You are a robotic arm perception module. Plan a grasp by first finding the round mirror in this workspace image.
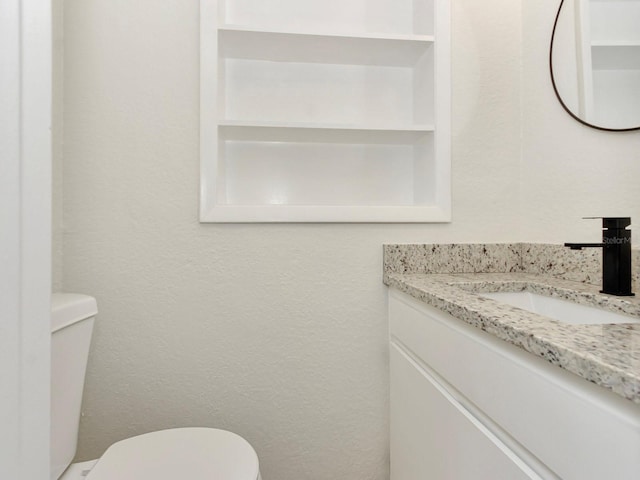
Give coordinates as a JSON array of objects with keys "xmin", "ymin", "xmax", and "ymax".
[{"xmin": 550, "ymin": 0, "xmax": 640, "ymax": 131}]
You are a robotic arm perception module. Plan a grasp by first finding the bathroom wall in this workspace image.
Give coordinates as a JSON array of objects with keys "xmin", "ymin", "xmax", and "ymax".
[
  {"xmin": 520, "ymin": 0, "xmax": 640, "ymax": 245},
  {"xmin": 57, "ymin": 1, "xmax": 640, "ymax": 479},
  {"xmin": 61, "ymin": 1, "xmax": 522, "ymax": 479}
]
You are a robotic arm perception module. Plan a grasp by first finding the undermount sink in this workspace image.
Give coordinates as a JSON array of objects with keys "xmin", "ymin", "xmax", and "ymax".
[{"xmin": 480, "ymin": 291, "xmax": 640, "ymax": 325}]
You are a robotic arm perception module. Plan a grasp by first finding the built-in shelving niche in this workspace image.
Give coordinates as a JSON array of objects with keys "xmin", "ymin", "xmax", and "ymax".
[{"xmin": 200, "ymin": 0, "xmax": 450, "ymax": 222}]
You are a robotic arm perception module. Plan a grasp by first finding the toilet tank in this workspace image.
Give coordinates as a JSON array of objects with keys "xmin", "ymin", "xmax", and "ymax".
[{"xmin": 51, "ymin": 294, "xmax": 97, "ymax": 480}]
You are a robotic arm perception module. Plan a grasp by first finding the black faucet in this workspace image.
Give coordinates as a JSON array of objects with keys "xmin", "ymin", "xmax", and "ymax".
[{"xmin": 565, "ymin": 217, "xmax": 634, "ymax": 296}]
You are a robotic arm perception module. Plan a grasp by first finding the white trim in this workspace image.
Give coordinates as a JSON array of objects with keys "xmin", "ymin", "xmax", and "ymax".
[
  {"xmin": 434, "ymin": 0, "xmax": 452, "ymax": 222},
  {"xmin": 0, "ymin": 0, "xmax": 52, "ymax": 478},
  {"xmin": 199, "ymin": 0, "xmax": 219, "ymax": 220},
  {"xmin": 201, "ymin": 205, "xmax": 450, "ymax": 223}
]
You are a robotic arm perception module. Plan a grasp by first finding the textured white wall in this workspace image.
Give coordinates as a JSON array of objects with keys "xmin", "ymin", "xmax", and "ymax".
[
  {"xmin": 61, "ymin": 1, "xmax": 522, "ymax": 479},
  {"xmin": 59, "ymin": 1, "xmax": 640, "ymax": 478},
  {"xmin": 521, "ymin": 0, "xmax": 640, "ymax": 245}
]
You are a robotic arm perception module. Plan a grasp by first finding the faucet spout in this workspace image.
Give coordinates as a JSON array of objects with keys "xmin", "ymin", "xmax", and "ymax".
[
  {"xmin": 564, "ymin": 243, "xmax": 603, "ymax": 250},
  {"xmin": 565, "ymin": 217, "xmax": 634, "ymax": 297}
]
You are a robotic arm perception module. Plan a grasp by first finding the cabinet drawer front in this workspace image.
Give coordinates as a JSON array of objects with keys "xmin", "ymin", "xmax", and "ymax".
[
  {"xmin": 389, "ymin": 289, "xmax": 640, "ymax": 480},
  {"xmin": 391, "ymin": 343, "xmax": 540, "ymax": 480}
]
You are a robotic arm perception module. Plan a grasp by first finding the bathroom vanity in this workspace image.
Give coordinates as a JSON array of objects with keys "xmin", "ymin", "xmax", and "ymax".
[{"xmin": 384, "ymin": 245, "xmax": 640, "ymax": 480}]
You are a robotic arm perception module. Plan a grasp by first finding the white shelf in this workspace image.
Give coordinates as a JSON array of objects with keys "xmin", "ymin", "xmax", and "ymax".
[
  {"xmin": 219, "ymin": 119, "xmax": 434, "ymax": 131},
  {"xmin": 202, "ymin": 205, "xmax": 450, "ymax": 223},
  {"xmin": 219, "ymin": 23, "xmax": 434, "ymax": 43},
  {"xmin": 591, "ymin": 44, "xmax": 640, "ymax": 70},
  {"xmin": 200, "ymin": 0, "xmax": 451, "ymax": 223},
  {"xmin": 219, "ymin": 121, "xmax": 434, "ymax": 143},
  {"xmin": 219, "ymin": 25, "xmax": 433, "ymax": 67},
  {"xmin": 591, "ymin": 40, "xmax": 640, "ymax": 47}
]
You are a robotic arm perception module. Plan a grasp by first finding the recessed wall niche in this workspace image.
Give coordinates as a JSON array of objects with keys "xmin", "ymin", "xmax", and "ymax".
[{"xmin": 200, "ymin": 0, "xmax": 450, "ymax": 222}]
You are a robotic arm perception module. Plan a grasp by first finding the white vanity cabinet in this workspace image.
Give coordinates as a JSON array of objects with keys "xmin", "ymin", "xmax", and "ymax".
[
  {"xmin": 389, "ymin": 289, "xmax": 640, "ymax": 480},
  {"xmin": 200, "ymin": 0, "xmax": 450, "ymax": 223}
]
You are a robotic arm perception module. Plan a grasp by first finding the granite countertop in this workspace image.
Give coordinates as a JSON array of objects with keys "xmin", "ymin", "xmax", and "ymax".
[{"xmin": 385, "ymin": 272, "xmax": 640, "ymax": 404}]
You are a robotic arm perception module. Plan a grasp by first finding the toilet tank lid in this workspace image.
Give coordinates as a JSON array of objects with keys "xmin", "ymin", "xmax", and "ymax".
[{"xmin": 51, "ymin": 293, "xmax": 98, "ymax": 333}]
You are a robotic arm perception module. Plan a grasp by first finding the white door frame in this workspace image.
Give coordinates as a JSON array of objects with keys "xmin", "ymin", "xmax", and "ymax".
[{"xmin": 0, "ymin": 1, "xmax": 52, "ymax": 479}]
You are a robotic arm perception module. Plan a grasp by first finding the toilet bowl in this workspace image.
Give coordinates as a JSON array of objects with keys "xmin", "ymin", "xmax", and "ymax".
[{"xmin": 52, "ymin": 294, "xmax": 261, "ymax": 480}]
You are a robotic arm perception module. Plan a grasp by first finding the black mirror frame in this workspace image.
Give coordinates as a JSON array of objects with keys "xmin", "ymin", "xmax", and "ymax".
[{"xmin": 549, "ymin": 0, "xmax": 640, "ymax": 132}]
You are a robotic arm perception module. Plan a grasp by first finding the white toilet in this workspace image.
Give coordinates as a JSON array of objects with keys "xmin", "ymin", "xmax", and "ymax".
[{"xmin": 51, "ymin": 293, "xmax": 261, "ymax": 480}]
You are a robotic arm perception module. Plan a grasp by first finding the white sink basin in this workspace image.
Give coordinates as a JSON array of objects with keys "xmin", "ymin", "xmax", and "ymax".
[{"xmin": 480, "ymin": 291, "xmax": 640, "ymax": 325}]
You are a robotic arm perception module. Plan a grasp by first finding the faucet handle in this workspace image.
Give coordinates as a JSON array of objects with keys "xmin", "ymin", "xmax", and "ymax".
[{"xmin": 581, "ymin": 217, "xmax": 631, "ymax": 229}]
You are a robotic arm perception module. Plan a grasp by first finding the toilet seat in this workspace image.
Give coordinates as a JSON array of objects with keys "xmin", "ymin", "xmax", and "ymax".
[{"xmin": 85, "ymin": 428, "xmax": 260, "ymax": 480}]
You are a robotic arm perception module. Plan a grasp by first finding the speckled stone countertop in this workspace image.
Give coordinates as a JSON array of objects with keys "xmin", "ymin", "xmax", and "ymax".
[{"xmin": 383, "ymin": 244, "xmax": 640, "ymax": 404}]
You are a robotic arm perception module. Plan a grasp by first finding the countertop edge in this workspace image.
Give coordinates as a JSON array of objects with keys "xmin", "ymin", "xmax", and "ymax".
[{"xmin": 385, "ymin": 273, "xmax": 640, "ymax": 405}]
